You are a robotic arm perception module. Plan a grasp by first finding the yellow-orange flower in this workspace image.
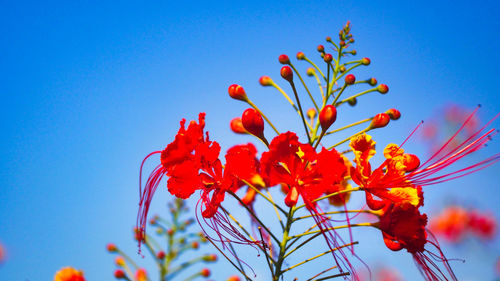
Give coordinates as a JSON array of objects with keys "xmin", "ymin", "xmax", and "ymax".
[{"xmin": 54, "ymin": 267, "xmax": 85, "ymax": 281}]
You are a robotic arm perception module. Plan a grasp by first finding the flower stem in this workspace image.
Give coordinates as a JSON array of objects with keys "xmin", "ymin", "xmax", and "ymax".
[{"xmin": 246, "ymin": 98, "xmax": 280, "ymax": 135}]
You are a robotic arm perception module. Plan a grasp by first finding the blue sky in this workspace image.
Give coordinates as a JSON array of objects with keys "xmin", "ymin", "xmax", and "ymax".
[{"xmin": 1, "ymin": 1, "xmax": 499, "ymax": 280}]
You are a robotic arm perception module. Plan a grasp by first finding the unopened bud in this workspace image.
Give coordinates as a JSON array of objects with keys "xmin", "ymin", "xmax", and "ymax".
[
  {"xmin": 347, "ymin": 98, "xmax": 357, "ymax": 106},
  {"xmin": 317, "ymin": 45, "xmax": 325, "ymax": 53},
  {"xmin": 323, "ymin": 54, "xmax": 333, "ymax": 63},
  {"xmin": 368, "ymin": 78, "xmax": 378, "ymax": 86},
  {"xmin": 306, "ymin": 67, "xmax": 315, "ymax": 76},
  {"xmin": 280, "ymin": 66, "xmax": 293, "ymax": 82},
  {"xmin": 230, "ymin": 117, "xmax": 247, "ymax": 134},
  {"xmin": 259, "ymin": 76, "xmax": 273, "ymax": 86},
  {"xmin": 319, "ymin": 105, "xmax": 337, "ymax": 131},
  {"xmin": 385, "ymin": 108, "xmax": 401, "ymax": 120},
  {"xmin": 115, "ymin": 256, "xmax": 125, "ymax": 267},
  {"xmin": 377, "ymin": 84, "xmax": 389, "ymax": 94},
  {"xmin": 284, "ymin": 186, "xmax": 299, "ymax": 207},
  {"xmin": 228, "ymin": 84, "xmax": 248, "ymax": 101},
  {"xmin": 296, "ymin": 52, "xmax": 305, "ymax": 60},
  {"xmin": 157, "ymin": 251, "xmax": 166, "ymax": 260},
  {"xmin": 227, "ymin": 276, "xmax": 241, "ymax": 281},
  {"xmin": 326, "ymin": 36, "xmax": 332, "ymax": 42},
  {"xmin": 349, "ymin": 38, "xmax": 355, "ymax": 43},
  {"xmin": 340, "ymin": 41, "xmax": 346, "ymax": 47},
  {"xmin": 241, "ymin": 108, "xmax": 265, "ymax": 137},
  {"xmin": 306, "ymin": 108, "xmax": 317, "ymax": 119},
  {"xmin": 203, "ymin": 254, "xmax": 218, "ymax": 262},
  {"xmin": 339, "ymin": 65, "xmax": 346, "ymax": 73},
  {"xmin": 191, "ymin": 241, "xmax": 200, "ymax": 249},
  {"xmin": 106, "ymin": 243, "xmax": 118, "ymax": 253},
  {"xmin": 361, "ymin": 57, "xmax": 371, "ymax": 65},
  {"xmin": 114, "ymin": 269, "xmax": 126, "ymax": 279},
  {"xmin": 370, "ymin": 113, "xmax": 390, "ymax": 129},
  {"xmin": 351, "ymin": 50, "xmax": 357, "ymax": 55},
  {"xmin": 278, "ymin": 54, "xmax": 290, "ymax": 64},
  {"xmin": 200, "ymin": 268, "xmax": 211, "ymax": 277},
  {"xmin": 345, "ymin": 74, "xmax": 356, "ymax": 85}
]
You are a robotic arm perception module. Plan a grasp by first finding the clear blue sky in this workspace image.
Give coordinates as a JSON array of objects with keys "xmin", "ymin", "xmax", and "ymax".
[{"xmin": 1, "ymin": 1, "xmax": 499, "ymax": 280}]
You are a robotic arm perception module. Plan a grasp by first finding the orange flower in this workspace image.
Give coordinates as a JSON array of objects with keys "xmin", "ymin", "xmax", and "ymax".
[{"xmin": 54, "ymin": 267, "xmax": 85, "ymax": 281}]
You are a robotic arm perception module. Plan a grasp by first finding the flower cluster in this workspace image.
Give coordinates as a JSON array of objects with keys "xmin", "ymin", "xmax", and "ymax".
[
  {"xmin": 54, "ymin": 267, "xmax": 86, "ymax": 281},
  {"xmin": 431, "ymin": 205, "xmax": 497, "ymax": 243},
  {"xmin": 109, "ymin": 199, "xmax": 240, "ymax": 281},
  {"xmin": 138, "ymin": 21, "xmax": 499, "ymax": 280}
]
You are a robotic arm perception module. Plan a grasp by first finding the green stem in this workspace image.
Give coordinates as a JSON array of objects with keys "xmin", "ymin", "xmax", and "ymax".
[
  {"xmin": 289, "ymin": 80, "xmax": 312, "ymax": 144},
  {"xmin": 289, "ymin": 62, "xmax": 320, "ymax": 112},
  {"xmin": 335, "ymin": 88, "xmax": 377, "ymax": 107},
  {"xmin": 325, "ymin": 117, "xmax": 372, "ymax": 136},
  {"xmin": 304, "ymin": 57, "xmax": 326, "ymax": 81}
]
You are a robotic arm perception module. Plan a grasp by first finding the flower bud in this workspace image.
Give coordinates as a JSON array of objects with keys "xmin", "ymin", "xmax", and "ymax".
[
  {"xmin": 377, "ymin": 84, "xmax": 389, "ymax": 94},
  {"xmin": 242, "ymin": 108, "xmax": 265, "ymax": 137},
  {"xmin": 317, "ymin": 45, "xmax": 325, "ymax": 52},
  {"xmin": 191, "ymin": 241, "xmax": 200, "ymax": 249},
  {"xmin": 344, "ymin": 74, "xmax": 356, "ymax": 85},
  {"xmin": 228, "ymin": 84, "xmax": 248, "ymax": 101},
  {"xmin": 200, "ymin": 268, "xmax": 211, "ymax": 277},
  {"xmin": 349, "ymin": 38, "xmax": 355, "ymax": 43},
  {"xmin": 323, "ymin": 53, "xmax": 333, "ymax": 63},
  {"xmin": 167, "ymin": 229, "xmax": 174, "ymax": 236},
  {"xmin": 385, "ymin": 108, "xmax": 401, "ymax": 120},
  {"xmin": 326, "ymin": 36, "xmax": 332, "ymax": 42},
  {"xmin": 259, "ymin": 76, "xmax": 273, "ymax": 86},
  {"xmin": 157, "ymin": 251, "xmax": 166, "ymax": 260},
  {"xmin": 319, "ymin": 105, "xmax": 337, "ymax": 131},
  {"xmin": 284, "ymin": 186, "xmax": 299, "ymax": 207},
  {"xmin": 106, "ymin": 243, "xmax": 118, "ymax": 253},
  {"xmin": 280, "ymin": 66, "xmax": 293, "ymax": 82},
  {"xmin": 347, "ymin": 98, "xmax": 357, "ymax": 106},
  {"xmin": 278, "ymin": 54, "xmax": 290, "ymax": 65},
  {"xmin": 306, "ymin": 67, "xmax": 315, "ymax": 76},
  {"xmin": 339, "ymin": 65, "xmax": 346, "ymax": 73},
  {"xmin": 370, "ymin": 113, "xmax": 390, "ymax": 129},
  {"xmin": 296, "ymin": 52, "xmax": 305, "ymax": 60},
  {"xmin": 135, "ymin": 269, "xmax": 147, "ymax": 281},
  {"xmin": 114, "ymin": 269, "xmax": 126, "ymax": 279},
  {"xmin": 340, "ymin": 40, "xmax": 346, "ymax": 47},
  {"xmin": 368, "ymin": 77, "xmax": 378, "ymax": 86},
  {"xmin": 227, "ymin": 276, "xmax": 241, "ymax": 281},
  {"xmin": 351, "ymin": 50, "xmax": 357, "ymax": 55},
  {"xmin": 115, "ymin": 256, "xmax": 125, "ymax": 267},
  {"xmin": 306, "ymin": 108, "xmax": 317, "ymax": 119},
  {"xmin": 361, "ymin": 57, "xmax": 371, "ymax": 65},
  {"xmin": 230, "ymin": 117, "xmax": 247, "ymax": 134},
  {"xmin": 203, "ymin": 254, "xmax": 218, "ymax": 262}
]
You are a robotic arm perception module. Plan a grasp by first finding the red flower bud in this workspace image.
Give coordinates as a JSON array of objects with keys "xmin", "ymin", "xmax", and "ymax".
[
  {"xmin": 377, "ymin": 84, "xmax": 389, "ymax": 94},
  {"xmin": 203, "ymin": 254, "xmax": 218, "ymax": 262},
  {"xmin": 200, "ymin": 268, "xmax": 211, "ymax": 277},
  {"xmin": 340, "ymin": 40, "xmax": 346, "ymax": 47},
  {"xmin": 157, "ymin": 251, "xmax": 166, "ymax": 259},
  {"xmin": 339, "ymin": 65, "xmax": 346, "ymax": 72},
  {"xmin": 280, "ymin": 66, "xmax": 293, "ymax": 82},
  {"xmin": 323, "ymin": 53, "xmax": 333, "ymax": 63},
  {"xmin": 385, "ymin": 108, "xmax": 401, "ymax": 120},
  {"xmin": 369, "ymin": 77, "xmax": 378, "ymax": 86},
  {"xmin": 191, "ymin": 241, "xmax": 200, "ymax": 249},
  {"xmin": 326, "ymin": 36, "xmax": 332, "ymax": 42},
  {"xmin": 227, "ymin": 276, "xmax": 241, "ymax": 281},
  {"xmin": 361, "ymin": 57, "xmax": 371, "ymax": 65},
  {"xmin": 351, "ymin": 50, "xmax": 357, "ymax": 55},
  {"xmin": 228, "ymin": 84, "xmax": 248, "ymax": 101},
  {"xmin": 230, "ymin": 117, "xmax": 247, "ymax": 134},
  {"xmin": 296, "ymin": 52, "xmax": 305, "ymax": 60},
  {"xmin": 370, "ymin": 113, "xmax": 390, "ymax": 129},
  {"xmin": 319, "ymin": 105, "xmax": 337, "ymax": 131},
  {"xmin": 259, "ymin": 76, "xmax": 273, "ymax": 86},
  {"xmin": 284, "ymin": 186, "xmax": 299, "ymax": 207},
  {"xmin": 114, "ymin": 269, "xmax": 126, "ymax": 279},
  {"xmin": 349, "ymin": 38, "xmax": 355, "ymax": 43},
  {"xmin": 241, "ymin": 108, "xmax": 264, "ymax": 137},
  {"xmin": 278, "ymin": 54, "xmax": 290, "ymax": 64},
  {"xmin": 317, "ymin": 45, "xmax": 325, "ymax": 52},
  {"xmin": 106, "ymin": 243, "xmax": 117, "ymax": 252},
  {"xmin": 345, "ymin": 74, "xmax": 356, "ymax": 85}
]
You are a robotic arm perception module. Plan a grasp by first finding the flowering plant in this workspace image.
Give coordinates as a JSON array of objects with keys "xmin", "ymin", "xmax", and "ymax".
[{"xmin": 137, "ymin": 22, "xmax": 499, "ymax": 281}]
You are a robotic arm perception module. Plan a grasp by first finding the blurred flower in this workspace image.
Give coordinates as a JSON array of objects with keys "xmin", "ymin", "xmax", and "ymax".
[
  {"xmin": 0, "ymin": 242, "xmax": 5, "ymax": 264},
  {"xmin": 431, "ymin": 206, "xmax": 497, "ymax": 243},
  {"xmin": 54, "ymin": 267, "xmax": 85, "ymax": 281},
  {"xmin": 135, "ymin": 268, "xmax": 147, "ymax": 281}
]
